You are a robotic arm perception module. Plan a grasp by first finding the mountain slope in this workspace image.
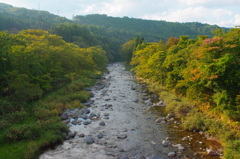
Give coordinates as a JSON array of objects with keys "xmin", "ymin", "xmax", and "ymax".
[
  {"xmin": 0, "ymin": 3, "xmax": 70, "ymax": 32},
  {"xmin": 74, "ymin": 14, "xmax": 224, "ymax": 41}
]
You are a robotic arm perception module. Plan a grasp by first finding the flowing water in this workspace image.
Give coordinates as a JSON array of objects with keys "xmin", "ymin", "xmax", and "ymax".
[{"xmin": 40, "ymin": 63, "xmax": 221, "ymax": 159}]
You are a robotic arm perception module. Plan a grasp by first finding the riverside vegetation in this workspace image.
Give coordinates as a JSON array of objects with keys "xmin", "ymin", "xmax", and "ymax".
[
  {"xmin": 0, "ymin": 30, "xmax": 107, "ymax": 159},
  {"xmin": 122, "ymin": 28, "xmax": 240, "ymax": 159},
  {"xmin": 0, "ymin": 2, "xmax": 239, "ymax": 159}
]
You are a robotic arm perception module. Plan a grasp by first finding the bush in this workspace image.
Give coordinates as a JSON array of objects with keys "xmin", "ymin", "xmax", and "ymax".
[
  {"xmin": 23, "ymin": 124, "xmax": 42, "ymax": 140},
  {"xmin": 0, "ymin": 100, "xmax": 18, "ymax": 115},
  {"xmin": 5, "ymin": 124, "xmax": 27, "ymax": 142},
  {"xmin": 34, "ymin": 106, "xmax": 58, "ymax": 120},
  {"xmin": 174, "ymin": 102, "xmax": 192, "ymax": 118},
  {"xmin": 67, "ymin": 80, "xmax": 85, "ymax": 93},
  {"xmin": 224, "ymin": 139, "xmax": 240, "ymax": 159},
  {"xmin": 61, "ymin": 91, "xmax": 90, "ymax": 103},
  {"xmin": 6, "ymin": 111, "xmax": 27, "ymax": 123},
  {"xmin": 0, "ymin": 119, "xmax": 9, "ymax": 131},
  {"xmin": 165, "ymin": 101, "xmax": 180, "ymax": 113},
  {"xmin": 182, "ymin": 110, "xmax": 206, "ymax": 131}
]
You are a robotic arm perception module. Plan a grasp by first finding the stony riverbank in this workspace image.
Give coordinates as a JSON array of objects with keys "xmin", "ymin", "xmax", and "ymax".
[{"xmin": 40, "ymin": 63, "xmax": 221, "ymax": 159}]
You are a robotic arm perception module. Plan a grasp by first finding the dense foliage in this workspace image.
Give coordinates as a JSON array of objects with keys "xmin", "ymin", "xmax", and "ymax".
[
  {"xmin": 0, "ymin": 29, "xmax": 107, "ymax": 158},
  {"xmin": 124, "ymin": 28, "xmax": 240, "ymax": 158},
  {"xmin": 49, "ymin": 23, "xmax": 131, "ymax": 61},
  {"xmin": 74, "ymin": 14, "xmax": 225, "ymax": 41}
]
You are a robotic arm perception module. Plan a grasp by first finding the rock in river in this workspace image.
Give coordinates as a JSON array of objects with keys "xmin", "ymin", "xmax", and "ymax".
[
  {"xmin": 156, "ymin": 118, "xmax": 166, "ymax": 124},
  {"xmin": 60, "ymin": 112, "xmax": 69, "ymax": 120},
  {"xmin": 206, "ymin": 149, "xmax": 220, "ymax": 156},
  {"xmin": 99, "ymin": 121, "xmax": 106, "ymax": 126},
  {"xmin": 81, "ymin": 108, "xmax": 91, "ymax": 114},
  {"xmin": 166, "ymin": 113, "xmax": 174, "ymax": 119},
  {"xmin": 85, "ymin": 137, "xmax": 95, "ymax": 144},
  {"xmin": 162, "ymin": 140, "xmax": 170, "ymax": 147},
  {"xmin": 67, "ymin": 131, "xmax": 77, "ymax": 139},
  {"xmin": 117, "ymin": 134, "xmax": 127, "ymax": 139},
  {"xmin": 118, "ymin": 156, "xmax": 129, "ymax": 159},
  {"xmin": 83, "ymin": 120, "xmax": 91, "ymax": 125},
  {"xmin": 167, "ymin": 152, "xmax": 176, "ymax": 157},
  {"xmin": 97, "ymin": 133, "xmax": 104, "ymax": 139},
  {"xmin": 149, "ymin": 155, "xmax": 164, "ymax": 159},
  {"xmin": 133, "ymin": 98, "xmax": 139, "ymax": 102},
  {"xmin": 71, "ymin": 119, "xmax": 78, "ymax": 125}
]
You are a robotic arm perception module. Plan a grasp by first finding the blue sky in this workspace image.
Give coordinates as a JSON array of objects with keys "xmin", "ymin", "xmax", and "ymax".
[{"xmin": 0, "ymin": 0, "xmax": 239, "ymax": 27}]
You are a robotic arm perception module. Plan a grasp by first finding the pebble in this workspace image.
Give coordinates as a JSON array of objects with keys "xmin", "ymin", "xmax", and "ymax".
[
  {"xmin": 83, "ymin": 120, "xmax": 91, "ymax": 125},
  {"xmin": 166, "ymin": 113, "xmax": 175, "ymax": 119},
  {"xmin": 136, "ymin": 155, "xmax": 147, "ymax": 159},
  {"xmin": 207, "ymin": 149, "xmax": 220, "ymax": 156},
  {"xmin": 81, "ymin": 108, "xmax": 90, "ymax": 114},
  {"xmin": 182, "ymin": 137, "xmax": 189, "ymax": 141},
  {"xmin": 117, "ymin": 134, "xmax": 127, "ymax": 139},
  {"xmin": 119, "ymin": 148, "xmax": 125, "ymax": 152},
  {"xmin": 162, "ymin": 140, "xmax": 170, "ymax": 147},
  {"xmin": 99, "ymin": 121, "xmax": 106, "ymax": 126},
  {"xmin": 71, "ymin": 119, "xmax": 78, "ymax": 125},
  {"xmin": 104, "ymin": 116, "xmax": 109, "ymax": 119},
  {"xmin": 133, "ymin": 98, "xmax": 139, "ymax": 102},
  {"xmin": 85, "ymin": 137, "xmax": 94, "ymax": 144},
  {"xmin": 89, "ymin": 112, "xmax": 96, "ymax": 118},
  {"xmin": 167, "ymin": 152, "xmax": 176, "ymax": 157},
  {"xmin": 106, "ymin": 152, "xmax": 115, "ymax": 156},
  {"xmin": 155, "ymin": 118, "xmax": 166, "ymax": 124},
  {"xmin": 81, "ymin": 114, "xmax": 88, "ymax": 119},
  {"xmin": 97, "ymin": 133, "xmax": 104, "ymax": 139},
  {"xmin": 67, "ymin": 131, "xmax": 77, "ymax": 139},
  {"xmin": 149, "ymin": 155, "xmax": 164, "ymax": 159},
  {"xmin": 104, "ymin": 113, "xmax": 109, "ymax": 116},
  {"xmin": 118, "ymin": 156, "xmax": 129, "ymax": 159}
]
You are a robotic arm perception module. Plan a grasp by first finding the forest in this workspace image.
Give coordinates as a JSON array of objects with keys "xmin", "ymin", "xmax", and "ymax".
[
  {"xmin": 122, "ymin": 28, "xmax": 240, "ymax": 158},
  {"xmin": 0, "ymin": 29, "xmax": 108, "ymax": 159},
  {"xmin": 0, "ymin": 2, "xmax": 239, "ymax": 159},
  {"xmin": 74, "ymin": 14, "xmax": 225, "ymax": 41}
]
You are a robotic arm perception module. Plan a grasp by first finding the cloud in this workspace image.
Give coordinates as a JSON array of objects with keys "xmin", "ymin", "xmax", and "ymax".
[
  {"xmin": 234, "ymin": 14, "xmax": 240, "ymax": 25},
  {"xmin": 178, "ymin": 0, "xmax": 240, "ymax": 7},
  {"xmin": 77, "ymin": 0, "xmax": 156, "ymax": 17},
  {"xmin": 0, "ymin": 0, "xmax": 36, "ymax": 8},
  {"xmin": 142, "ymin": 6, "xmax": 234, "ymax": 26}
]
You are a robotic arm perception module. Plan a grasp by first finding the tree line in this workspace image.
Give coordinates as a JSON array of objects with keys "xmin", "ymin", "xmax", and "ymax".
[{"xmin": 122, "ymin": 28, "xmax": 240, "ymax": 158}]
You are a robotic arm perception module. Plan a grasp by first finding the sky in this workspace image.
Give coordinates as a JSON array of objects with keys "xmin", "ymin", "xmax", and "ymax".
[{"xmin": 0, "ymin": 0, "xmax": 239, "ymax": 28}]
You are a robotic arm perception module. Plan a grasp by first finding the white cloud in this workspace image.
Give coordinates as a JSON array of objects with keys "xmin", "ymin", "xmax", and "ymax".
[
  {"xmin": 179, "ymin": 0, "xmax": 211, "ymax": 6},
  {"xmin": 0, "ymin": 0, "xmax": 36, "ymax": 9},
  {"xmin": 142, "ymin": 6, "xmax": 235, "ymax": 26},
  {"xmin": 178, "ymin": 0, "xmax": 240, "ymax": 7},
  {"xmin": 233, "ymin": 14, "xmax": 240, "ymax": 26}
]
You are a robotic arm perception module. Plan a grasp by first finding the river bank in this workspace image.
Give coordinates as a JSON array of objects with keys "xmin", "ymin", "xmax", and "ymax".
[{"xmin": 40, "ymin": 63, "xmax": 221, "ymax": 159}]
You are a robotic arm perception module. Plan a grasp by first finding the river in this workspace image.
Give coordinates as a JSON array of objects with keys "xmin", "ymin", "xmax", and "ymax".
[{"xmin": 40, "ymin": 63, "xmax": 221, "ymax": 159}]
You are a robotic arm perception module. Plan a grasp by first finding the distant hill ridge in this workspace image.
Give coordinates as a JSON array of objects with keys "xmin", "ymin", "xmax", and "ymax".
[
  {"xmin": 0, "ymin": 2, "xmax": 226, "ymax": 42},
  {"xmin": 74, "ymin": 14, "xmax": 224, "ymax": 41}
]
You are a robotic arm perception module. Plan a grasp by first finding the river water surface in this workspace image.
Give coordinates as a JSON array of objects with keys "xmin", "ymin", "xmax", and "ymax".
[{"xmin": 40, "ymin": 63, "xmax": 221, "ymax": 159}]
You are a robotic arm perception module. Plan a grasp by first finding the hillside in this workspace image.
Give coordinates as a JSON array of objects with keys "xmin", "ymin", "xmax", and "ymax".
[
  {"xmin": 0, "ymin": 3, "xmax": 70, "ymax": 32},
  {"xmin": 1, "ymin": 3, "xmax": 226, "ymax": 43},
  {"xmin": 74, "ymin": 14, "xmax": 224, "ymax": 41}
]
